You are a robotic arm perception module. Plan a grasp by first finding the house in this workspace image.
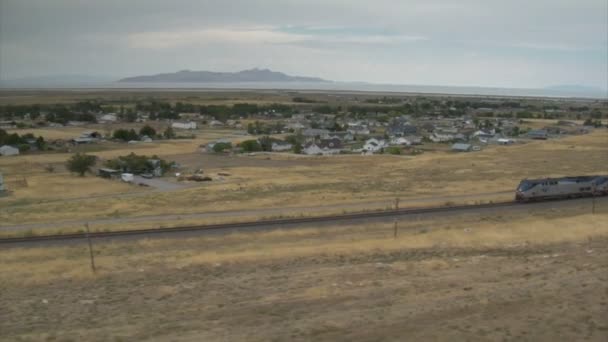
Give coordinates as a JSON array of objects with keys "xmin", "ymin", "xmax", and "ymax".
[
  {"xmin": 319, "ymin": 138, "xmax": 343, "ymax": 150},
  {"xmin": 451, "ymin": 143, "xmax": 473, "ymax": 152},
  {"xmin": 302, "ymin": 143, "xmax": 323, "ymax": 155},
  {"xmin": 99, "ymin": 113, "xmax": 117, "ymax": 123},
  {"xmin": 404, "ymin": 135, "xmax": 423, "ymax": 145},
  {"xmin": 497, "ymin": 138, "xmax": 515, "ymax": 145},
  {"xmin": 0, "ymin": 145, "xmax": 19, "ymax": 156},
  {"xmin": 430, "ymin": 133, "xmax": 454, "ymax": 143},
  {"xmin": 172, "ymin": 121, "xmax": 197, "ymax": 130},
  {"xmin": 271, "ymin": 141, "xmax": 293, "ymax": 152},
  {"xmin": 302, "ymin": 128, "xmax": 330, "ymax": 139},
  {"xmin": 209, "ymin": 120, "xmax": 224, "ymax": 127},
  {"xmin": 527, "ymin": 129, "xmax": 548, "ymax": 140},
  {"xmin": 97, "ymin": 168, "xmax": 121, "ymax": 179},
  {"xmin": 302, "ymin": 142, "xmax": 341, "ymax": 155},
  {"xmin": 362, "ymin": 138, "xmax": 387, "ymax": 153},
  {"xmin": 327, "ymin": 132, "xmax": 354, "ymax": 142},
  {"xmin": 140, "ymin": 135, "xmax": 153, "ymax": 143},
  {"xmin": 71, "ymin": 131, "xmax": 101, "ymax": 145},
  {"xmin": 387, "ymin": 121, "xmax": 418, "ymax": 137},
  {"xmin": 390, "ymin": 137, "xmax": 412, "ymax": 146}
]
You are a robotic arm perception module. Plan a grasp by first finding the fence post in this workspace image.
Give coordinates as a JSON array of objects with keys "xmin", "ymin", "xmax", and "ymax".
[
  {"xmin": 85, "ymin": 223, "xmax": 96, "ymax": 273},
  {"xmin": 393, "ymin": 220, "xmax": 398, "ymax": 239}
]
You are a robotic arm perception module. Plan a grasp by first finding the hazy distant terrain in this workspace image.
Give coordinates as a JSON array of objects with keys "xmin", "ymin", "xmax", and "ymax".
[{"xmin": 118, "ymin": 68, "xmax": 329, "ymax": 83}]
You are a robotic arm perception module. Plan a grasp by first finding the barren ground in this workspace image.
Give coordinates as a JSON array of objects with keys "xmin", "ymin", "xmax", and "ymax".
[{"xmin": 1, "ymin": 210, "xmax": 607, "ymax": 341}]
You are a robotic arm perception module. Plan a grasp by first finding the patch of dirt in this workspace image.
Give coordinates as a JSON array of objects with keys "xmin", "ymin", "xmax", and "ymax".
[{"xmin": 2, "ymin": 238, "xmax": 607, "ymax": 341}]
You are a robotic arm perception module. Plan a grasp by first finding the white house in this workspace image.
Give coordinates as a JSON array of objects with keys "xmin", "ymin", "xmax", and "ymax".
[
  {"xmin": 99, "ymin": 113, "xmax": 117, "ymax": 123},
  {"xmin": 0, "ymin": 145, "xmax": 19, "ymax": 156},
  {"xmin": 390, "ymin": 137, "xmax": 411, "ymax": 146},
  {"xmin": 362, "ymin": 138, "xmax": 387, "ymax": 153},
  {"xmin": 303, "ymin": 143, "xmax": 323, "ymax": 155},
  {"xmin": 172, "ymin": 121, "xmax": 197, "ymax": 130},
  {"xmin": 271, "ymin": 142, "xmax": 293, "ymax": 152}
]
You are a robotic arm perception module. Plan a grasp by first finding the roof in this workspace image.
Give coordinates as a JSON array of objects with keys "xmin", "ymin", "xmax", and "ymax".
[{"xmin": 451, "ymin": 143, "xmax": 472, "ymax": 151}]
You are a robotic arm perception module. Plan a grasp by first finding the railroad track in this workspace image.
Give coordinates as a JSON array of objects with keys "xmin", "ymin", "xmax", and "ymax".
[{"xmin": 1, "ymin": 201, "xmax": 520, "ymax": 245}]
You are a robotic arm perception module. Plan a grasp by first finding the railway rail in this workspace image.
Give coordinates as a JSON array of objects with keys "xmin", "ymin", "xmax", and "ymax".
[{"xmin": 0, "ymin": 197, "xmax": 601, "ymax": 245}]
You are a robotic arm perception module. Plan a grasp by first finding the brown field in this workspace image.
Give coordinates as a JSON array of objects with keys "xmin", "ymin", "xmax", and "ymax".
[
  {"xmin": 1, "ymin": 127, "xmax": 607, "ymax": 233},
  {"xmin": 1, "ymin": 209, "xmax": 607, "ymax": 341}
]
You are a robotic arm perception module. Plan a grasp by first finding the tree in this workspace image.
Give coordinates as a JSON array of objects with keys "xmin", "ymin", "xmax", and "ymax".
[
  {"xmin": 164, "ymin": 126, "xmax": 176, "ymax": 139},
  {"xmin": 293, "ymin": 143, "xmax": 302, "ymax": 154},
  {"xmin": 66, "ymin": 153, "xmax": 97, "ymax": 176},
  {"xmin": 113, "ymin": 128, "xmax": 139, "ymax": 141},
  {"xmin": 385, "ymin": 146, "xmax": 401, "ymax": 155},
  {"xmin": 239, "ymin": 139, "xmax": 262, "ymax": 152},
  {"xmin": 139, "ymin": 125, "xmax": 156, "ymax": 137},
  {"xmin": 212, "ymin": 142, "xmax": 232, "ymax": 153}
]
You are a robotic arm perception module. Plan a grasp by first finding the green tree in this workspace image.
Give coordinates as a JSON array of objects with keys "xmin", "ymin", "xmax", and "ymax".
[
  {"xmin": 66, "ymin": 153, "xmax": 97, "ymax": 176},
  {"xmin": 139, "ymin": 125, "xmax": 156, "ymax": 137},
  {"xmin": 113, "ymin": 129, "xmax": 139, "ymax": 141},
  {"xmin": 293, "ymin": 142, "xmax": 302, "ymax": 154},
  {"xmin": 385, "ymin": 146, "xmax": 401, "ymax": 155},
  {"xmin": 212, "ymin": 142, "xmax": 232, "ymax": 153},
  {"xmin": 164, "ymin": 126, "xmax": 176, "ymax": 139},
  {"xmin": 35, "ymin": 136, "xmax": 46, "ymax": 150},
  {"xmin": 239, "ymin": 139, "xmax": 262, "ymax": 152}
]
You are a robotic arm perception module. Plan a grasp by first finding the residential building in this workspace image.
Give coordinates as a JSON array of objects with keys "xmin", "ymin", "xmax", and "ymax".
[
  {"xmin": 0, "ymin": 145, "xmax": 19, "ymax": 156},
  {"xmin": 172, "ymin": 121, "xmax": 197, "ymax": 130},
  {"xmin": 271, "ymin": 142, "xmax": 293, "ymax": 152},
  {"xmin": 451, "ymin": 143, "xmax": 472, "ymax": 152}
]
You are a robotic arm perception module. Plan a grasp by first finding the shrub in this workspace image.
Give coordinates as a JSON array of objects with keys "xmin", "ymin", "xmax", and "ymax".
[{"xmin": 66, "ymin": 153, "xmax": 97, "ymax": 176}]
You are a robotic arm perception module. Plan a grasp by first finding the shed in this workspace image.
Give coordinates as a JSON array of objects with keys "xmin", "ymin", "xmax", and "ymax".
[
  {"xmin": 451, "ymin": 143, "xmax": 472, "ymax": 152},
  {"xmin": 97, "ymin": 168, "xmax": 120, "ymax": 179},
  {"xmin": 0, "ymin": 145, "xmax": 19, "ymax": 156}
]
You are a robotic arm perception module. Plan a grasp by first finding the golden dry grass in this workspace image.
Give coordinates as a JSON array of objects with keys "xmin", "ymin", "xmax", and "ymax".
[
  {"xmin": 1, "ymin": 211, "xmax": 606, "ymax": 285},
  {"xmin": 1, "ymin": 127, "xmax": 606, "ymax": 228}
]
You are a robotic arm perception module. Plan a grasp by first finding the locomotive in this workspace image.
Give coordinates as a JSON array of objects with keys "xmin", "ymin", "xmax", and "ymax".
[{"xmin": 515, "ymin": 175, "xmax": 608, "ymax": 202}]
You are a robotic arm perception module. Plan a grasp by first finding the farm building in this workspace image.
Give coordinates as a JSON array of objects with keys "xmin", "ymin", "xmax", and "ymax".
[
  {"xmin": 0, "ymin": 145, "xmax": 19, "ymax": 156},
  {"xmin": 172, "ymin": 121, "xmax": 197, "ymax": 130},
  {"xmin": 451, "ymin": 143, "xmax": 473, "ymax": 152}
]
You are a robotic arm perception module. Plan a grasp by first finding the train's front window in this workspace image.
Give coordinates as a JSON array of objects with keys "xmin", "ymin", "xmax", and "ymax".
[{"xmin": 518, "ymin": 181, "xmax": 536, "ymax": 192}]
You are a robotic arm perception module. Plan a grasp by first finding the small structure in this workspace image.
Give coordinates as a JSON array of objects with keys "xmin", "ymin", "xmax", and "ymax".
[
  {"xmin": 271, "ymin": 141, "xmax": 293, "ymax": 152},
  {"xmin": 0, "ymin": 172, "xmax": 5, "ymax": 192},
  {"xmin": 99, "ymin": 113, "xmax": 118, "ymax": 123},
  {"xmin": 0, "ymin": 145, "xmax": 19, "ymax": 156},
  {"xmin": 121, "ymin": 173, "xmax": 134, "ymax": 183},
  {"xmin": 528, "ymin": 129, "xmax": 548, "ymax": 140},
  {"xmin": 362, "ymin": 138, "xmax": 387, "ymax": 153},
  {"xmin": 172, "ymin": 121, "xmax": 197, "ymax": 130},
  {"xmin": 97, "ymin": 168, "xmax": 121, "ymax": 179},
  {"xmin": 451, "ymin": 143, "xmax": 472, "ymax": 152}
]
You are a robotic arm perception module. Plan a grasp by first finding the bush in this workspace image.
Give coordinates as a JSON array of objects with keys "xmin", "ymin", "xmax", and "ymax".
[
  {"xmin": 212, "ymin": 142, "xmax": 232, "ymax": 153},
  {"xmin": 139, "ymin": 125, "xmax": 156, "ymax": 137},
  {"xmin": 113, "ymin": 129, "xmax": 139, "ymax": 141},
  {"xmin": 66, "ymin": 153, "xmax": 97, "ymax": 176},
  {"xmin": 239, "ymin": 139, "xmax": 262, "ymax": 152},
  {"xmin": 385, "ymin": 146, "xmax": 401, "ymax": 155}
]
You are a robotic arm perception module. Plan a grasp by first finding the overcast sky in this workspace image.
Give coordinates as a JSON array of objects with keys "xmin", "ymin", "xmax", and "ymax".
[{"xmin": 1, "ymin": 0, "xmax": 607, "ymax": 89}]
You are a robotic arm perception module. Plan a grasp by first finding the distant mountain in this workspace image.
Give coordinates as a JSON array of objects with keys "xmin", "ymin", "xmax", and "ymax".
[
  {"xmin": 0, "ymin": 74, "xmax": 114, "ymax": 87},
  {"xmin": 118, "ymin": 68, "xmax": 330, "ymax": 83}
]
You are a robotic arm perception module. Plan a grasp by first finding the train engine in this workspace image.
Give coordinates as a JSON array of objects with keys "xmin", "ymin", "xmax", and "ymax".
[{"xmin": 515, "ymin": 175, "xmax": 608, "ymax": 202}]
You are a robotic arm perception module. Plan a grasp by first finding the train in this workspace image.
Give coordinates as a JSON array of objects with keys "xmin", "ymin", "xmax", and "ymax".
[{"xmin": 515, "ymin": 175, "xmax": 608, "ymax": 202}]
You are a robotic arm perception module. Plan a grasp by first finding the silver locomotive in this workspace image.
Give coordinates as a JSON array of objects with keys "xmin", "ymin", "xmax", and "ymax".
[{"xmin": 516, "ymin": 175, "xmax": 608, "ymax": 202}]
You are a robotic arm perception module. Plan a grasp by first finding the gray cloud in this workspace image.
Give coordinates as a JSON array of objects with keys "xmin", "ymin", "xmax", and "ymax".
[{"xmin": 1, "ymin": 0, "xmax": 606, "ymax": 88}]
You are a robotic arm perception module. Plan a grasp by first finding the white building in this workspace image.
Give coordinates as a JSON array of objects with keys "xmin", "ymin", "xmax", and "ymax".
[
  {"xmin": 271, "ymin": 142, "xmax": 293, "ymax": 152},
  {"xmin": 362, "ymin": 138, "xmax": 387, "ymax": 153},
  {"xmin": 0, "ymin": 145, "xmax": 19, "ymax": 156},
  {"xmin": 172, "ymin": 121, "xmax": 197, "ymax": 130},
  {"xmin": 99, "ymin": 113, "xmax": 118, "ymax": 123}
]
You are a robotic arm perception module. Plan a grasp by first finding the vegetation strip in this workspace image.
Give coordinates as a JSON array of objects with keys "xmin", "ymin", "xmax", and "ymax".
[{"xmin": 0, "ymin": 201, "xmax": 522, "ymax": 244}]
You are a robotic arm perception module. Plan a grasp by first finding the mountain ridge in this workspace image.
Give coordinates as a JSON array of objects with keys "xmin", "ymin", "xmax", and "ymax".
[{"xmin": 118, "ymin": 68, "xmax": 330, "ymax": 83}]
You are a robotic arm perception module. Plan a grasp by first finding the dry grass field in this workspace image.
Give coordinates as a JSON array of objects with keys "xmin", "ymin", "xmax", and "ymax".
[
  {"xmin": 1, "ymin": 127, "xmax": 607, "ymax": 232},
  {"xmin": 1, "ymin": 209, "xmax": 607, "ymax": 341}
]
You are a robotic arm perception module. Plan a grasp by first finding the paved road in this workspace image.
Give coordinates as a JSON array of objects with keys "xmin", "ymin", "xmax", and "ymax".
[{"xmin": 0, "ymin": 190, "xmax": 513, "ymax": 232}]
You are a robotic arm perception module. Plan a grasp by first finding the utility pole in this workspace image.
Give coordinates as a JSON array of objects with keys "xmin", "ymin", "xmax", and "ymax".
[
  {"xmin": 393, "ymin": 220, "xmax": 398, "ymax": 239},
  {"xmin": 85, "ymin": 223, "xmax": 96, "ymax": 273}
]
